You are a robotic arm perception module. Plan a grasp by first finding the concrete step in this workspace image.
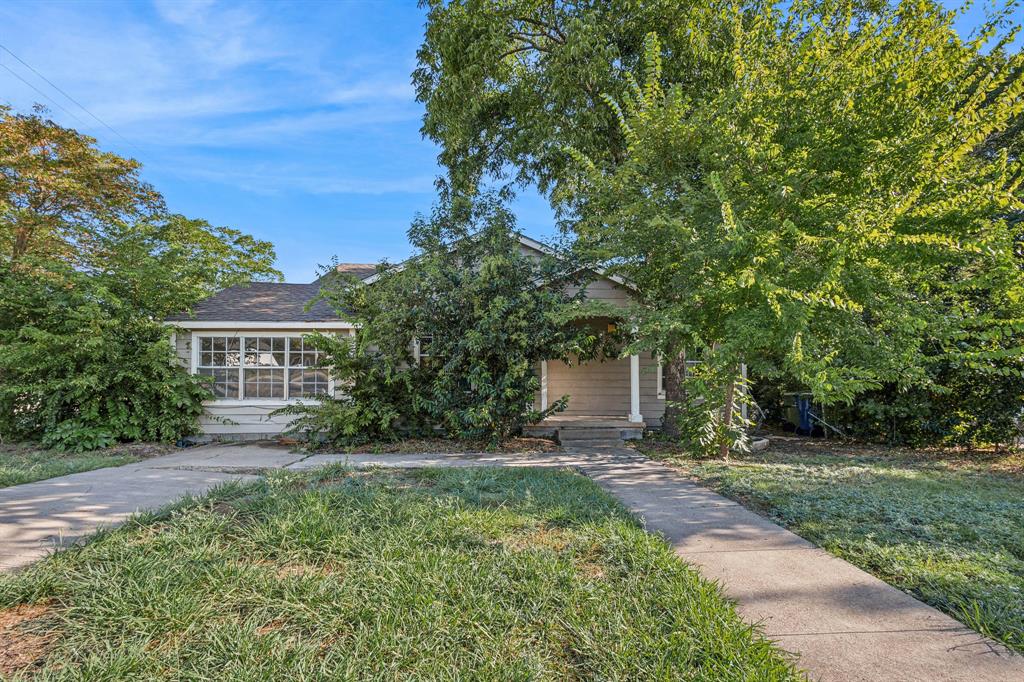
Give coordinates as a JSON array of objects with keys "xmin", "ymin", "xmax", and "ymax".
[{"xmin": 557, "ymin": 426, "xmax": 642, "ymax": 443}]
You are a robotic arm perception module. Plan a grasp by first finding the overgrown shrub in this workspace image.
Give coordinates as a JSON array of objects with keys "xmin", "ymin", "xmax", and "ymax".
[
  {"xmin": 275, "ymin": 331, "xmax": 433, "ymax": 447},
  {"xmin": 0, "ymin": 266, "xmax": 211, "ymax": 452},
  {"xmin": 284, "ymin": 197, "xmax": 607, "ymax": 445},
  {"xmin": 0, "ymin": 107, "xmax": 281, "ymax": 451}
]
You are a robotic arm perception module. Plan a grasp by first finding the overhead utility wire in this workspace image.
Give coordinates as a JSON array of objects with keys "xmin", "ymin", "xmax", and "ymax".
[
  {"xmin": 0, "ymin": 43, "xmax": 144, "ymax": 156},
  {"xmin": 0, "ymin": 61, "xmax": 93, "ymax": 131}
]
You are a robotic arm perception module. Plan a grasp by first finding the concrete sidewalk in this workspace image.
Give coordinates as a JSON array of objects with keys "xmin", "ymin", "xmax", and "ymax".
[
  {"xmin": 1, "ymin": 442, "xmax": 1021, "ymax": 680},
  {"xmin": 301, "ymin": 446, "xmax": 1024, "ymax": 680},
  {"xmin": 556, "ymin": 444, "xmax": 1023, "ymax": 682}
]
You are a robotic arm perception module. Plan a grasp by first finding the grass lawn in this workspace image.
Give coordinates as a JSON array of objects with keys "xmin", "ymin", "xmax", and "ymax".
[
  {"xmin": 0, "ymin": 443, "xmax": 172, "ymax": 489},
  {"xmin": 0, "ymin": 466, "xmax": 797, "ymax": 680},
  {"xmin": 636, "ymin": 436, "xmax": 1024, "ymax": 654}
]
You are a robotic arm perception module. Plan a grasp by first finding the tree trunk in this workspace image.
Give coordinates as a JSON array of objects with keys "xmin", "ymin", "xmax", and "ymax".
[
  {"xmin": 719, "ymin": 377, "xmax": 736, "ymax": 461},
  {"xmin": 662, "ymin": 349, "xmax": 688, "ymax": 439}
]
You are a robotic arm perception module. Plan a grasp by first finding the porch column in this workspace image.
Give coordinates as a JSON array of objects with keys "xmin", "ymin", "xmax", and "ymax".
[
  {"xmin": 540, "ymin": 360, "xmax": 548, "ymax": 411},
  {"xmin": 629, "ymin": 353, "xmax": 642, "ymax": 423}
]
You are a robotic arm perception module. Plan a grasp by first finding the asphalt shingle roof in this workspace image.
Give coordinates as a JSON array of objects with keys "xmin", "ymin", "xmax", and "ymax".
[{"xmin": 166, "ymin": 282, "xmax": 344, "ymax": 322}]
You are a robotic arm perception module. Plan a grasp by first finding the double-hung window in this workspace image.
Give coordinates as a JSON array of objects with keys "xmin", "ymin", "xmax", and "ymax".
[
  {"xmin": 243, "ymin": 336, "xmax": 286, "ymax": 398},
  {"xmin": 194, "ymin": 334, "xmax": 329, "ymax": 401},
  {"xmin": 197, "ymin": 336, "xmax": 241, "ymax": 398},
  {"xmin": 288, "ymin": 337, "xmax": 329, "ymax": 398}
]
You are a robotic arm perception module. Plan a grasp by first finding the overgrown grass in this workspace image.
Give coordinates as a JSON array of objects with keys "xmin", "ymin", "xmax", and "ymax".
[
  {"xmin": 636, "ymin": 437, "xmax": 1024, "ymax": 654},
  {"xmin": 0, "ymin": 466, "xmax": 798, "ymax": 680},
  {"xmin": 0, "ymin": 443, "xmax": 169, "ymax": 488}
]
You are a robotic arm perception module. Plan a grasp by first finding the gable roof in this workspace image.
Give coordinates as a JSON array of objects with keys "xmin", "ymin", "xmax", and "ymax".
[
  {"xmin": 165, "ymin": 235, "xmax": 631, "ymax": 326},
  {"xmin": 166, "ymin": 282, "xmax": 343, "ymax": 323}
]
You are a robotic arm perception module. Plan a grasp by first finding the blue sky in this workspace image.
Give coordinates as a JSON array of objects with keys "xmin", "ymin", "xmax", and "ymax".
[{"xmin": 0, "ymin": 1, "xmax": 1018, "ymax": 281}]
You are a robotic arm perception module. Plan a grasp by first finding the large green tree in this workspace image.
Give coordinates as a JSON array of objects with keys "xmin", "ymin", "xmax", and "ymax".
[
  {"xmin": 0, "ymin": 107, "xmax": 282, "ymax": 449},
  {"xmin": 418, "ymin": 0, "xmax": 1024, "ymax": 451},
  {"xmin": 567, "ymin": 5, "xmax": 1024, "ymax": 453},
  {"xmin": 0, "ymin": 104, "xmax": 162, "ymax": 263}
]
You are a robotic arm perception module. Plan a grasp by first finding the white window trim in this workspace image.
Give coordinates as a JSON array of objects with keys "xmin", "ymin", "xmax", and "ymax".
[
  {"xmin": 413, "ymin": 335, "xmax": 435, "ymax": 366},
  {"xmin": 190, "ymin": 330, "xmax": 336, "ymax": 405},
  {"xmin": 657, "ymin": 360, "xmax": 666, "ymax": 400}
]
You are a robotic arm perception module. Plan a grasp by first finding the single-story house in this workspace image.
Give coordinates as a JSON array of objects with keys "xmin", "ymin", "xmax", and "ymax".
[{"xmin": 165, "ymin": 236, "xmax": 666, "ymax": 439}]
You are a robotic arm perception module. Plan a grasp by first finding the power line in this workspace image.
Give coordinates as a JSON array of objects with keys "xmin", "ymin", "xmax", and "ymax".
[
  {"xmin": 0, "ymin": 42, "xmax": 144, "ymax": 157},
  {"xmin": 0, "ymin": 61, "xmax": 93, "ymax": 131}
]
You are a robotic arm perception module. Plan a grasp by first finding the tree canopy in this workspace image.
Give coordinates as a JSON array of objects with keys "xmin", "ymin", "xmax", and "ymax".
[
  {"xmin": 417, "ymin": 0, "xmax": 1024, "ymax": 450},
  {"xmin": 0, "ymin": 106, "xmax": 282, "ymax": 450},
  {"xmin": 415, "ymin": 0, "xmax": 735, "ymax": 199},
  {"xmin": 292, "ymin": 196, "xmax": 607, "ymax": 444}
]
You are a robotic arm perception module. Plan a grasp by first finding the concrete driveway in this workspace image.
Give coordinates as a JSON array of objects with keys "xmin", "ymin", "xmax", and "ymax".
[
  {"xmin": 1, "ymin": 442, "xmax": 1021, "ymax": 681},
  {"xmin": 0, "ymin": 443, "xmax": 298, "ymax": 571}
]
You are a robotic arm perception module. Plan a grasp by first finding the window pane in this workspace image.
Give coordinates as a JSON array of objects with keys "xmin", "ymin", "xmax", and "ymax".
[
  {"xmin": 201, "ymin": 337, "xmax": 213, "ymax": 352},
  {"xmin": 199, "ymin": 367, "xmax": 239, "ymax": 399},
  {"xmin": 289, "ymin": 368, "xmax": 329, "ymax": 398},
  {"xmin": 243, "ymin": 337, "xmax": 285, "ymax": 367},
  {"xmin": 244, "ymin": 368, "xmax": 284, "ymax": 398},
  {"xmin": 288, "ymin": 337, "xmax": 306, "ymax": 366},
  {"xmin": 226, "ymin": 337, "xmax": 240, "ymax": 351},
  {"xmin": 213, "ymin": 337, "xmax": 225, "ymax": 351},
  {"xmin": 200, "ymin": 351, "xmax": 213, "ymax": 367},
  {"xmin": 212, "ymin": 351, "xmax": 225, "ymax": 367}
]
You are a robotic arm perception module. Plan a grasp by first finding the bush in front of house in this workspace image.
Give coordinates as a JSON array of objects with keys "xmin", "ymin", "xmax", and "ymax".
[
  {"xmin": 0, "ymin": 264, "xmax": 211, "ymax": 452},
  {"xmin": 284, "ymin": 196, "xmax": 612, "ymax": 446},
  {"xmin": 0, "ymin": 107, "xmax": 283, "ymax": 451}
]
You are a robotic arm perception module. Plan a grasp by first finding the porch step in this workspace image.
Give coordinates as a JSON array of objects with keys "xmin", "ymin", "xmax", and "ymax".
[{"xmin": 556, "ymin": 426, "xmax": 643, "ymax": 443}]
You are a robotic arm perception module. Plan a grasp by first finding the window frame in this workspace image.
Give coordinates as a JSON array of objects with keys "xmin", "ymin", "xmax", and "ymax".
[
  {"xmin": 413, "ymin": 334, "xmax": 436, "ymax": 367},
  {"xmin": 190, "ymin": 331, "xmax": 335, "ymax": 405},
  {"xmin": 657, "ymin": 357, "xmax": 702, "ymax": 400}
]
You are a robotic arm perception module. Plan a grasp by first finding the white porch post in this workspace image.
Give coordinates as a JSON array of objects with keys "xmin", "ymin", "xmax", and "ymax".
[
  {"xmin": 629, "ymin": 353, "xmax": 642, "ymax": 423},
  {"xmin": 540, "ymin": 360, "xmax": 549, "ymax": 411}
]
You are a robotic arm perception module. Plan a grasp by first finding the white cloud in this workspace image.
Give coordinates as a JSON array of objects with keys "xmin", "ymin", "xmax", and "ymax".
[
  {"xmin": 327, "ymin": 79, "xmax": 415, "ymax": 104},
  {"xmin": 167, "ymin": 162, "xmax": 436, "ymax": 196},
  {"xmin": 0, "ymin": 0, "xmax": 432, "ymax": 197}
]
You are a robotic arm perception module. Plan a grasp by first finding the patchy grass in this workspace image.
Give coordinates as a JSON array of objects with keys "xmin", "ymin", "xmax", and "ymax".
[
  {"xmin": 0, "ymin": 443, "xmax": 172, "ymax": 488},
  {"xmin": 635, "ymin": 436, "xmax": 1024, "ymax": 654},
  {"xmin": 0, "ymin": 466, "xmax": 797, "ymax": 680}
]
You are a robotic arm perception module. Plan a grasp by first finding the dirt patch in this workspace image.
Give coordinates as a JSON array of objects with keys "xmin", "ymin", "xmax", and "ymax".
[
  {"xmin": 0, "ymin": 602, "xmax": 57, "ymax": 676},
  {"xmin": 256, "ymin": 617, "xmax": 288, "ymax": 635},
  {"xmin": 0, "ymin": 441, "xmax": 175, "ymax": 460},
  {"xmin": 500, "ymin": 525, "xmax": 573, "ymax": 553},
  {"xmin": 577, "ymin": 561, "xmax": 607, "ymax": 580},
  {"xmin": 105, "ymin": 442, "xmax": 177, "ymax": 459}
]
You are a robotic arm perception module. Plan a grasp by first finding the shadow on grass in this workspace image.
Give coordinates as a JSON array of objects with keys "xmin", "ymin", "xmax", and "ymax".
[{"xmin": 0, "ymin": 464, "xmax": 800, "ymax": 680}]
